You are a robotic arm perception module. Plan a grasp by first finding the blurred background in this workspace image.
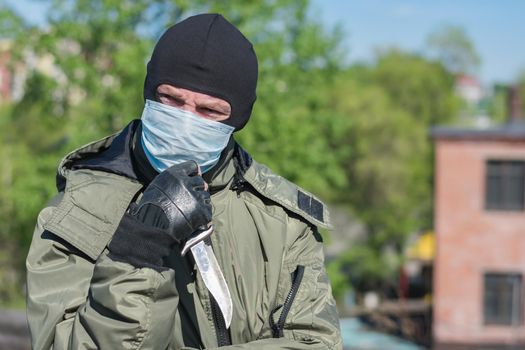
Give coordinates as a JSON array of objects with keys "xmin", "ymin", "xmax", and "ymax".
[{"xmin": 0, "ymin": 1, "xmax": 524, "ymax": 349}]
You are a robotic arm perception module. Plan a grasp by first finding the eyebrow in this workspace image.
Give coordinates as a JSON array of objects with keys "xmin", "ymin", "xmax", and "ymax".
[
  {"xmin": 158, "ymin": 88, "xmax": 184, "ymax": 98},
  {"xmin": 157, "ymin": 86, "xmax": 231, "ymax": 113}
]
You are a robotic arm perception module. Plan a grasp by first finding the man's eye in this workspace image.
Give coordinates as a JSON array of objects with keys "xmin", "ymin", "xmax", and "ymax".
[{"xmin": 199, "ymin": 107, "xmax": 222, "ymax": 115}]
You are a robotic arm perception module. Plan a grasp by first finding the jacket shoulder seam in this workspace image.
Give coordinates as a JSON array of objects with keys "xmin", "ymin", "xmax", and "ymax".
[{"xmin": 242, "ymin": 161, "xmax": 332, "ymax": 229}]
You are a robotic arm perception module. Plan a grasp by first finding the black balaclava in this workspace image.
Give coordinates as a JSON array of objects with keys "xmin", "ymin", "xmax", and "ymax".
[{"xmin": 144, "ymin": 14, "xmax": 258, "ymax": 131}]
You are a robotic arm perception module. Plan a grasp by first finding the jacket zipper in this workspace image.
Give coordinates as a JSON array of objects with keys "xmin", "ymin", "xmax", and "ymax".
[
  {"xmin": 269, "ymin": 265, "xmax": 305, "ymax": 338},
  {"xmin": 203, "ymin": 236, "xmax": 232, "ymax": 347},
  {"xmin": 210, "ymin": 294, "xmax": 232, "ymax": 346},
  {"xmin": 230, "ymin": 175, "xmax": 246, "ymax": 197}
]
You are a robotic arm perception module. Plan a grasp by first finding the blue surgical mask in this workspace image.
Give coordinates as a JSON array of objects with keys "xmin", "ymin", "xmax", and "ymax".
[{"xmin": 140, "ymin": 99, "xmax": 235, "ymax": 173}]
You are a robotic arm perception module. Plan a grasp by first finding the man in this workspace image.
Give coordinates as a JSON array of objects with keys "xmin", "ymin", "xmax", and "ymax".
[{"xmin": 26, "ymin": 13, "xmax": 342, "ymax": 349}]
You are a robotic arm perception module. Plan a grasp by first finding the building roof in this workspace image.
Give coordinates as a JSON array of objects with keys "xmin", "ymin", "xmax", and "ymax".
[{"xmin": 431, "ymin": 121, "xmax": 525, "ymax": 141}]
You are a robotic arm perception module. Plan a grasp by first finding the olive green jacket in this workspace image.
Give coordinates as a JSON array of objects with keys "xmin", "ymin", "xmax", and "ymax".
[{"xmin": 26, "ymin": 132, "xmax": 342, "ymax": 350}]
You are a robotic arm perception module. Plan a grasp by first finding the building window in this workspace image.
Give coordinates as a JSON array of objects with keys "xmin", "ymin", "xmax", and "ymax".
[
  {"xmin": 485, "ymin": 160, "xmax": 525, "ymax": 211},
  {"xmin": 484, "ymin": 273, "xmax": 523, "ymax": 326}
]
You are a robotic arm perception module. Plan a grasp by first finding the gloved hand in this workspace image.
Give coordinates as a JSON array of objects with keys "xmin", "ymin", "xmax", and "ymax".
[
  {"xmin": 108, "ymin": 161, "xmax": 212, "ymax": 271},
  {"xmin": 134, "ymin": 160, "xmax": 212, "ymax": 241}
]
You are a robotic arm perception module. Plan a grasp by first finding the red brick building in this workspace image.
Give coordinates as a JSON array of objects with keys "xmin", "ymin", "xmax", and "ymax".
[{"xmin": 432, "ymin": 123, "xmax": 525, "ymax": 348}]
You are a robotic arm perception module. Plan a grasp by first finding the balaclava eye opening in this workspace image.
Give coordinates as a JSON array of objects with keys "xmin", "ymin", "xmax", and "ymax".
[{"xmin": 143, "ymin": 14, "xmax": 258, "ymax": 131}]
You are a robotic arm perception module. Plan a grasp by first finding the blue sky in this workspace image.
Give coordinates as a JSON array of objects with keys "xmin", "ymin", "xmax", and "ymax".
[
  {"xmin": 310, "ymin": 0, "xmax": 525, "ymax": 85},
  {"xmin": 5, "ymin": 0, "xmax": 525, "ymax": 85}
]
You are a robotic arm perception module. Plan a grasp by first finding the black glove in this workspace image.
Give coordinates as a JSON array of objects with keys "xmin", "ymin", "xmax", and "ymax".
[
  {"xmin": 108, "ymin": 161, "xmax": 212, "ymax": 271},
  {"xmin": 135, "ymin": 160, "xmax": 212, "ymax": 241}
]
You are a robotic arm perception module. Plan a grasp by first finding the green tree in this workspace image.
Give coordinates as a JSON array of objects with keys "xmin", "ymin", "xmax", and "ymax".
[
  {"xmin": 322, "ymin": 73, "xmax": 431, "ymax": 296},
  {"xmin": 489, "ymin": 84, "xmax": 509, "ymax": 124},
  {"xmin": 426, "ymin": 24, "xmax": 481, "ymax": 75},
  {"xmin": 0, "ymin": 5, "xmax": 26, "ymax": 39},
  {"xmin": 322, "ymin": 50, "xmax": 459, "ymax": 298},
  {"xmin": 372, "ymin": 49, "xmax": 460, "ymax": 126}
]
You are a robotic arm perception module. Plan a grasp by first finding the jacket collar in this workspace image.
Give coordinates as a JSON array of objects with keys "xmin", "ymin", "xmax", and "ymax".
[{"xmin": 204, "ymin": 137, "xmax": 236, "ymax": 193}]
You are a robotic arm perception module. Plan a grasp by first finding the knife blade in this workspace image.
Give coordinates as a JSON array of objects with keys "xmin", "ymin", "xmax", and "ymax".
[{"xmin": 182, "ymin": 225, "xmax": 233, "ymax": 328}]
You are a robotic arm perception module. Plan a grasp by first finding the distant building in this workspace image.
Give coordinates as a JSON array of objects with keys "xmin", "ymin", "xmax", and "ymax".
[
  {"xmin": 432, "ymin": 122, "xmax": 525, "ymax": 348},
  {"xmin": 454, "ymin": 74, "xmax": 494, "ymax": 127},
  {"xmin": 455, "ymin": 74, "xmax": 484, "ymax": 107}
]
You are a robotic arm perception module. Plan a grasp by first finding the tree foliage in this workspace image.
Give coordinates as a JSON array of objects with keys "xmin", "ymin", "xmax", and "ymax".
[
  {"xmin": 426, "ymin": 24, "xmax": 481, "ymax": 75},
  {"xmin": 310, "ymin": 47, "xmax": 461, "ymax": 296}
]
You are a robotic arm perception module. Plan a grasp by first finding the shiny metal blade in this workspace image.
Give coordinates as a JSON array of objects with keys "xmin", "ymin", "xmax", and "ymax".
[{"xmin": 191, "ymin": 240, "xmax": 233, "ymax": 328}]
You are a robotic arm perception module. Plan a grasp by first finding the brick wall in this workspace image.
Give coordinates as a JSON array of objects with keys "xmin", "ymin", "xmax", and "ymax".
[{"xmin": 433, "ymin": 138, "xmax": 525, "ymax": 346}]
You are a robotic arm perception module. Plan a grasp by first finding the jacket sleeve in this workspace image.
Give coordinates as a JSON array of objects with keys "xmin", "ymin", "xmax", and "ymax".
[
  {"xmin": 26, "ymin": 199, "xmax": 179, "ymax": 350},
  {"xmin": 183, "ymin": 224, "xmax": 343, "ymax": 350}
]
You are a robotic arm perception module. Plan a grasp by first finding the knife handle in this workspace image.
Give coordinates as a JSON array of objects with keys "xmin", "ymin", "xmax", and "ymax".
[{"xmin": 181, "ymin": 224, "xmax": 214, "ymax": 256}]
